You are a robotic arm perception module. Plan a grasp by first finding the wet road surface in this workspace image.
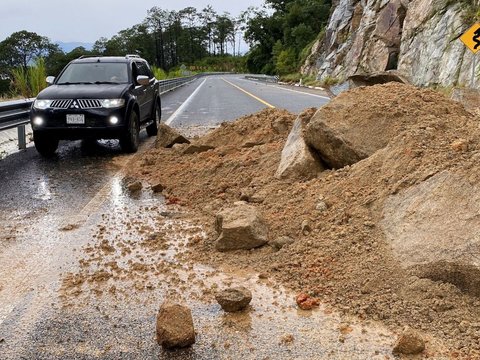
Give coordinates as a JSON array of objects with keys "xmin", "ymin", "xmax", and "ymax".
[{"xmin": 0, "ymin": 76, "xmax": 410, "ymax": 359}]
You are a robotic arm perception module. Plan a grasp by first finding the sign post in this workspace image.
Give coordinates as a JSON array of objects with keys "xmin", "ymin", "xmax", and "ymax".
[{"xmin": 460, "ymin": 23, "xmax": 480, "ymax": 87}]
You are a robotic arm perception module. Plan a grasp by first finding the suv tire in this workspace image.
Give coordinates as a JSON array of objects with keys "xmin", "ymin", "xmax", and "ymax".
[
  {"xmin": 146, "ymin": 100, "xmax": 161, "ymax": 137},
  {"xmin": 33, "ymin": 132, "xmax": 59, "ymax": 157},
  {"xmin": 120, "ymin": 111, "xmax": 140, "ymax": 153}
]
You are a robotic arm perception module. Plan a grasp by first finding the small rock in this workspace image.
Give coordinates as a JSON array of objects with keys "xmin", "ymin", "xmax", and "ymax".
[
  {"xmin": 301, "ymin": 220, "xmax": 312, "ymax": 235},
  {"xmin": 216, "ymin": 286, "xmax": 252, "ymax": 312},
  {"xmin": 156, "ymin": 124, "xmax": 190, "ymax": 148},
  {"xmin": 450, "ymin": 138, "xmax": 469, "ymax": 152},
  {"xmin": 392, "ymin": 327, "xmax": 425, "ymax": 355},
  {"xmin": 239, "ymin": 188, "xmax": 255, "ymax": 201},
  {"xmin": 296, "ymin": 293, "xmax": 319, "ymax": 310},
  {"xmin": 182, "ymin": 143, "xmax": 215, "ymax": 154},
  {"xmin": 215, "ymin": 203, "xmax": 268, "ymax": 251},
  {"xmin": 270, "ymin": 236, "xmax": 295, "ymax": 251},
  {"xmin": 315, "ymin": 201, "xmax": 328, "ymax": 212},
  {"xmin": 258, "ymin": 273, "xmax": 268, "ymax": 279},
  {"xmin": 127, "ymin": 181, "xmax": 143, "ymax": 192},
  {"xmin": 363, "ymin": 221, "xmax": 375, "ymax": 228},
  {"xmin": 272, "ymin": 116, "xmax": 290, "ymax": 134},
  {"xmin": 242, "ymin": 140, "xmax": 265, "ymax": 148},
  {"xmin": 151, "ymin": 183, "xmax": 165, "ymax": 193},
  {"xmin": 156, "ymin": 300, "xmax": 196, "ymax": 349},
  {"xmin": 172, "ymin": 143, "xmax": 189, "ymax": 152},
  {"xmin": 280, "ymin": 334, "xmax": 295, "ymax": 344}
]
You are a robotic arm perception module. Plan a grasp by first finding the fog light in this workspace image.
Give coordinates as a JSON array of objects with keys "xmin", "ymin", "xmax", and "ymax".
[
  {"xmin": 109, "ymin": 116, "xmax": 119, "ymax": 125},
  {"xmin": 33, "ymin": 117, "xmax": 44, "ymax": 126}
]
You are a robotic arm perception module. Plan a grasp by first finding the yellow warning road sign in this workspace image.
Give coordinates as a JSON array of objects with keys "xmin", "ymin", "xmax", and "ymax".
[{"xmin": 460, "ymin": 23, "xmax": 480, "ymax": 54}]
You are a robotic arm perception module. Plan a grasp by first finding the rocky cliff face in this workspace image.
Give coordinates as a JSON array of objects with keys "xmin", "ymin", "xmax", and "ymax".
[{"xmin": 303, "ymin": 0, "xmax": 480, "ymax": 88}]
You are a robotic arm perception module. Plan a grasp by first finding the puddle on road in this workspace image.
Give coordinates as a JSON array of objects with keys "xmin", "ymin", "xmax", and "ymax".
[{"xmin": 55, "ymin": 176, "xmax": 407, "ymax": 359}]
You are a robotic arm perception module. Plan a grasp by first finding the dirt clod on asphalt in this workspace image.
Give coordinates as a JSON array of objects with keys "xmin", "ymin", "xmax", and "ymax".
[{"xmin": 126, "ymin": 83, "xmax": 480, "ymax": 357}]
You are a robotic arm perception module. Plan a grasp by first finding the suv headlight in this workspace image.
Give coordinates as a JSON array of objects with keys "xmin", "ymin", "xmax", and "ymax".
[
  {"xmin": 33, "ymin": 99, "xmax": 53, "ymax": 109},
  {"xmin": 100, "ymin": 99, "xmax": 125, "ymax": 108}
]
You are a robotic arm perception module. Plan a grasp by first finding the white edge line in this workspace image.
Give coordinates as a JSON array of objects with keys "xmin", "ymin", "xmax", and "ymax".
[
  {"xmin": 271, "ymin": 84, "xmax": 330, "ymax": 100},
  {"xmin": 165, "ymin": 78, "xmax": 208, "ymax": 126}
]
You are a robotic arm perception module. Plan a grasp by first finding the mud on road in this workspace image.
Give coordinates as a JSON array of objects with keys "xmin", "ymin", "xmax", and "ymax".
[{"xmin": 0, "ymin": 124, "xmax": 401, "ymax": 359}]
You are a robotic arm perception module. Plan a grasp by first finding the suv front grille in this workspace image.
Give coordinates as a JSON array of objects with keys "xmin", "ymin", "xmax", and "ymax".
[
  {"xmin": 51, "ymin": 99, "xmax": 72, "ymax": 109},
  {"xmin": 50, "ymin": 99, "xmax": 103, "ymax": 109},
  {"xmin": 77, "ymin": 99, "xmax": 102, "ymax": 109}
]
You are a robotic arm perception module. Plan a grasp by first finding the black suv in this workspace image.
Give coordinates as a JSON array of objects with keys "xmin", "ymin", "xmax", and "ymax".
[{"xmin": 30, "ymin": 55, "xmax": 160, "ymax": 156}]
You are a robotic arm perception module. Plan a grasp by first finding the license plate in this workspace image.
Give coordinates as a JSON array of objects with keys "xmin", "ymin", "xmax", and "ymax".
[{"xmin": 66, "ymin": 114, "xmax": 85, "ymax": 125}]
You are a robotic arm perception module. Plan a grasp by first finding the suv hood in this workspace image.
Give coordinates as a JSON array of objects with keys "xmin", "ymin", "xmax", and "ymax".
[{"xmin": 38, "ymin": 83, "xmax": 129, "ymax": 99}]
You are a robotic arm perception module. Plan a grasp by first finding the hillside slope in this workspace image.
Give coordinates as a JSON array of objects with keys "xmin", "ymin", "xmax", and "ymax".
[{"xmin": 303, "ymin": 0, "xmax": 480, "ymax": 87}]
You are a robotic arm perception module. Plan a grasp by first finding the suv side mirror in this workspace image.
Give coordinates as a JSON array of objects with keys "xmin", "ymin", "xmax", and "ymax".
[
  {"xmin": 136, "ymin": 75, "xmax": 150, "ymax": 86},
  {"xmin": 46, "ymin": 76, "xmax": 55, "ymax": 85}
]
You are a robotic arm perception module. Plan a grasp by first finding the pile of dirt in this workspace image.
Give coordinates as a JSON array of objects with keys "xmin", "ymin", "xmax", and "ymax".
[{"xmin": 128, "ymin": 83, "xmax": 480, "ymax": 357}]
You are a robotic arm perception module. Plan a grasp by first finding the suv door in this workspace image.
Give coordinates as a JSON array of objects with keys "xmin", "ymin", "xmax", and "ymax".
[{"xmin": 135, "ymin": 61, "xmax": 154, "ymax": 122}]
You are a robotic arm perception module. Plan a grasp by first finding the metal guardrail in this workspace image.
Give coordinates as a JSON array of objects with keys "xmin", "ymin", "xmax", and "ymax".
[
  {"xmin": 245, "ymin": 74, "xmax": 279, "ymax": 84},
  {"xmin": 0, "ymin": 98, "xmax": 34, "ymax": 150},
  {"xmin": 0, "ymin": 75, "xmax": 208, "ymax": 151}
]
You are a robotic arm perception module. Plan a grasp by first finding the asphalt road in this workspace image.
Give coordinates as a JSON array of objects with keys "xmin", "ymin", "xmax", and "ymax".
[
  {"xmin": 0, "ymin": 76, "xmax": 395, "ymax": 360},
  {"xmin": 161, "ymin": 74, "xmax": 330, "ymax": 127}
]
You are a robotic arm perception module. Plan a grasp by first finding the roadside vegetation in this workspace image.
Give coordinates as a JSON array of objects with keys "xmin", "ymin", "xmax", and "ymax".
[{"xmin": 0, "ymin": 1, "xmax": 332, "ymax": 99}]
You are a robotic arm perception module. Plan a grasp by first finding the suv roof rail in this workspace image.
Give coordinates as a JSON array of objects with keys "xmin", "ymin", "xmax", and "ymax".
[
  {"xmin": 78, "ymin": 55, "xmax": 100, "ymax": 59},
  {"xmin": 125, "ymin": 54, "xmax": 141, "ymax": 59}
]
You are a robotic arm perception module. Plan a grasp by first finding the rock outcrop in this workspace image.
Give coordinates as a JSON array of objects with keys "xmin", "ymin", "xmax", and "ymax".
[{"xmin": 303, "ymin": 0, "xmax": 479, "ymax": 88}]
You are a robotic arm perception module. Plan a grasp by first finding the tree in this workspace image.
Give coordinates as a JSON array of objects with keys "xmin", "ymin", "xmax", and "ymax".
[
  {"xmin": 244, "ymin": 0, "xmax": 331, "ymax": 75},
  {"xmin": 214, "ymin": 13, "xmax": 235, "ymax": 56},
  {"xmin": 0, "ymin": 30, "xmax": 59, "ymax": 72}
]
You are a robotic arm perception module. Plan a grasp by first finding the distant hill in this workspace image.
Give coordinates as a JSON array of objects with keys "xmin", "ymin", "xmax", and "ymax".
[{"xmin": 56, "ymin": 42, "xmax": 94, "ymax": 53}]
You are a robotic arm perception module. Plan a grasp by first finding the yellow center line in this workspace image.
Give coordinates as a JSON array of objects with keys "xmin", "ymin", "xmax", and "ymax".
[{"xmin": 222, "ymin": 77, "xmax": 275, "ymax": 109}]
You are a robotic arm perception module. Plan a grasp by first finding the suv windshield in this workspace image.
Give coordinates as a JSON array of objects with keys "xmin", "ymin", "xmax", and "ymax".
[{"xmin": 56, "ymin": 62, "xmax": 129, "ymax": 85}]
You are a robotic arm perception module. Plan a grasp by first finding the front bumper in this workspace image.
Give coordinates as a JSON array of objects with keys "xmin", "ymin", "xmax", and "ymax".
[{"xmin": 31, "ymin": 107, "xmax": 127, "ymax": 140}]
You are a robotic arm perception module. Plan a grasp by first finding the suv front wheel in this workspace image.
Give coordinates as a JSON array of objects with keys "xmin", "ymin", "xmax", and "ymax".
[
  {"xmin": 33, "ymin": 131, "xmax": 59, "ymax": 157},
  {"xmin": 120, "ymin": 111, "xmax": 139, "ymax": 153},
  {"xmin": 146, "ymin": 100, "xmax": 161, "ymax": 137}
]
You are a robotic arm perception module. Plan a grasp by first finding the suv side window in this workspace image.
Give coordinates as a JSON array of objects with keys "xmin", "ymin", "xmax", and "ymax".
[{"xmin": 136, "ymin": 61, "xmax": 154, "ymax": 79}]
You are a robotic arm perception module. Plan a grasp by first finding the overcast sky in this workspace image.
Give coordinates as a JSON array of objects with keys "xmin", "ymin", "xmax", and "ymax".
[{"xmin": 0, "ymin": 0, "xmax": 265, "ymax": 43}]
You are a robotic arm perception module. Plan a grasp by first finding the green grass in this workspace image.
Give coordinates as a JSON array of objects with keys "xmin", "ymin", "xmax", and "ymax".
[
  {"xmin": 279, "ymin": 73, "xmax": 324, "ymax": 87},
  {"xmin": 11, "ymin": 58, "xmax": 47, "ymax": 98}
]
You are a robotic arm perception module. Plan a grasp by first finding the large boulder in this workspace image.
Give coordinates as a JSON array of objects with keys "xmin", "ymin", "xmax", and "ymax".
[
  {"xmin": 156, "ymin": 300, "xmax": 196, "ymax": 349},
  {"xmin": 156, "ymin": 124, "xmax": 190, "ymax": 148},
  {"xmin": 275, "ymin": 114, "xmax": 325, "ymax": 180},
  {"xmin": 304, "ymin": 83, "xmax": 469, "ymax": 169},
  {"xmin": 381, "ymin": 171, "xmax": 480, "ymax": 296},
  {"xmin": 215, "ymin": 203, "xmax": 268, "ymax": 251}
]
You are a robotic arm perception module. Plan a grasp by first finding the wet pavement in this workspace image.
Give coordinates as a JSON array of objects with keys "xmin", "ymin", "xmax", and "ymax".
[
  {"xmin": 0, "ymin": 159, "xmax": 399, "ymax": 359},
  {"xmin": 0, "ymin": 80, "xmax": 420, "ymax": 359}
]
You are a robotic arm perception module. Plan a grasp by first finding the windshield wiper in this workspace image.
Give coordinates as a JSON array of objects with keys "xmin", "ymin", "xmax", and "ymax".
[
  {"xmin": 57, "ymin": 82, "xmax": 94, "ymax": 85},
  {"xmin": 94, "ymin": 81, "xmax": 122, "ymax": 85}
]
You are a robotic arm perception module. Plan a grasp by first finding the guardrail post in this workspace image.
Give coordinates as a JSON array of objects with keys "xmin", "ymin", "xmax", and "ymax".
[{"xmin": 17, "ymin": 125, "xmax": 26, "ymax": 150}]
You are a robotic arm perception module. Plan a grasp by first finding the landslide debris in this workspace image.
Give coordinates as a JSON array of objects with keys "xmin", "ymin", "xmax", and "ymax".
[
  {"xmin": 305, "ymin": 82, "xmax": 470, "ymax": 168},
  {"xmin": 128, "ymin": 83, "xmax": 480, "ymax": 357}
]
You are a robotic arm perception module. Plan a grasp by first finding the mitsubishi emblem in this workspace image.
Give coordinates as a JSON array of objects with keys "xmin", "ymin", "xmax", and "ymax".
[{"xmin": 71, "ymin": 100, "xmax": 79, "ymax": 109}]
